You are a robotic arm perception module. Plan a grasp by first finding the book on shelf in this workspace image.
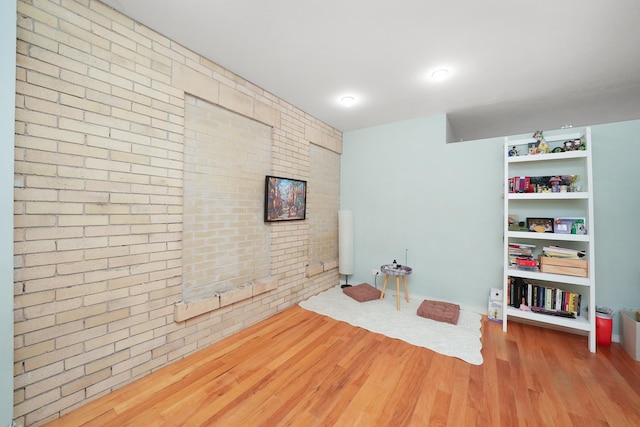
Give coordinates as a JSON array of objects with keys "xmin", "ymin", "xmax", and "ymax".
[
  {"xmin": 542, "ymin": 245, "xmax": 586, "ymax": 259},
  {"xmin": 529, "ymin": 306, "xmax": 576, "ymax": 318},
  {"xmin": 509, "ymin": 176, "xmax": 531, "ymax": 193},
  {"xmin": 509, "ymin": 242, "xmax": 536, "ymax": 250},
  {"xmin": 506, "ymin": 276, "xmax": 580, "ymax": 317},
  {"xmin": 516, "ymin": 258, "xmax": 537, "ymax": 267}
]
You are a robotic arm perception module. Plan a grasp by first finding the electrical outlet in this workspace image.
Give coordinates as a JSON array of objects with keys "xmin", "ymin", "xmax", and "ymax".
[{"xmin": 372, "ymin": 269, "xmax": 380, "ymax": 276}]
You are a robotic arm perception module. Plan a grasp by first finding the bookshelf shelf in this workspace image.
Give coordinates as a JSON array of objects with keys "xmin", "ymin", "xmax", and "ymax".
[
  {"xmin": 504, "ymin": 306, "xmax": 591, "ymax": 332},
  {"xmin": 503, "ymin": 128, "xmax": 596, "ymax": 352},
  {"xmin": 507, "ymin": 231, "xmax": 589, "ymax": 242},
  {"xmin": 507, "ymin": 149, "xmax": 587, "ymax": 164},
  {"xmin": 505, "ymin": 268, "xmax": 591, "ymax": 286},
  {"xmin": 508, "ymin": 192, "xmax": 588, "ymax": 200}
]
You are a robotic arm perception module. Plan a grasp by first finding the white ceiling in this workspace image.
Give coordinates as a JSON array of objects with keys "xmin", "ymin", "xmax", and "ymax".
[{"xmin": 101, "ymin": 0, "xmax": 640, "ymax": 141}]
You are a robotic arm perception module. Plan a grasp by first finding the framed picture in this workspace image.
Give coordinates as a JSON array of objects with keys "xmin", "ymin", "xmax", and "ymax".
[
  {"xmin": 554, "ymin": 218, "xmax": 586, "ymax": 234},
  {"xmin": 264, "ymin": 175, "xmax": 307, "ymax": 222},
  {"xmin": 526, "ymin": 217, "xmax": 554, "ymax": 233}
]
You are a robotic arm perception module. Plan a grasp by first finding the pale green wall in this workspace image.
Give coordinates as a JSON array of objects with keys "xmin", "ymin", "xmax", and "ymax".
[
  {"xmin": 1, "ymin": 0, "xmax": 16, "ymax": 424},
  {"xmin": 340, "ymin": 114, "xmax": 504, "ymax": 313},
  {"xmin": 591, "ymin": 120, "xmax": 640, "ymax": 333},
  {"xmin": 341, "ymin": 116, "xmax": 640, "ymax": 338}
]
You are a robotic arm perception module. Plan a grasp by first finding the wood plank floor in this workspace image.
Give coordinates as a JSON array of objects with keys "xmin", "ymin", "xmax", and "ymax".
[{"xmin": 45, "ymin": 305, "xmax": 640, "ymax": 426}]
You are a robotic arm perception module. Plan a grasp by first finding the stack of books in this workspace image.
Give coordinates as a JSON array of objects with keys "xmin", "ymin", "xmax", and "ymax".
[
  {"xmin": 508, "ymin": 243, "xmax": 537, "ymax": 271},
  {"xmin": 542, "ymin": 245, "xmax": 586, "ymax": 258}
]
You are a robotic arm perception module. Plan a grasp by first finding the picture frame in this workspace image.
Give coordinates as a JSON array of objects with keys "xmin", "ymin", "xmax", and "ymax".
[
  {"xmin": 554, "ymin": 217, "xmax": 586, "ymax": 234},
  {"xmin": 526, "ymin": 217, "xmax": 554, "ymax": 233},
  {"xmin": 264, "ymin": 175, "xmax": 307, "ymax": 222}
]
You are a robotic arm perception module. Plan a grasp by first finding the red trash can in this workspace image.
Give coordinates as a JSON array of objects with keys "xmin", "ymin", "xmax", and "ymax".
[{"xmin": 596, "ymin": 313, "xmax": 613, "ymax": 346}]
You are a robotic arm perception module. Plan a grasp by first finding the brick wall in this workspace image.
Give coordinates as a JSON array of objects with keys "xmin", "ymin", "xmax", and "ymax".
[
  {"xmin": 309, "ymin": 144, "xmax": 341, "ymax": 265},
  {"xmin": 13, "ymin": 1, "xmax": 342, "ymax": 425},
  {"xmin": 182, "ymin": 96, "xmax": 272, "ymax": 300}
]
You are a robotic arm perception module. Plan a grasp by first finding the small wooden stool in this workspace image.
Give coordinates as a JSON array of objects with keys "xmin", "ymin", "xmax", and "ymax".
[{"xmin": 380, "ymin": 264, "xmax": 413, "ymax": 310}]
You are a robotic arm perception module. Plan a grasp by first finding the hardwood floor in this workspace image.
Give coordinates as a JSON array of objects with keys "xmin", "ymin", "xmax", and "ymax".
[{"xmin": 45, "ymin": 305, "xmax": 640, "ymax": 426}]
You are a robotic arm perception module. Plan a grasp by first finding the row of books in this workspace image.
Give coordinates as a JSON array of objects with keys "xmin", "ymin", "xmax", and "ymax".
[{"xmin": 507, "ymin": 276, "xmax": 581, "ymax": 316}]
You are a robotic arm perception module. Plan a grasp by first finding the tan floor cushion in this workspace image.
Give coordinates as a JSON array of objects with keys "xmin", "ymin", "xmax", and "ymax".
[
  {"xmin": 343, "ymin": 283, "xmax": 381, "ymax": 302},
  {"xmin": 417, "ymin": 300, "xmax": 460, "ymax": 325}
]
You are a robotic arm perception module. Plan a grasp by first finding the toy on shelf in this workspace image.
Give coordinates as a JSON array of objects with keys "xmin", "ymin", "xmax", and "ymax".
[
  {"xmin": 511, "ymin": 132, "xmax": 586, "ymax": 157},
  {"xmin": 533, "ymin": 130, "xmax": 549, "ymax": 154},
  {"xmin": 568, "ymin": 138, "xmax": 584, "ymax": 151}
]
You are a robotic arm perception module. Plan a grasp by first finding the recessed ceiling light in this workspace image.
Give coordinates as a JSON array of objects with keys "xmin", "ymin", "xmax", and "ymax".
[
  {"xmin": 430, "ymin": 68, "xmax": 450, "ymax": 81},
  {"xmin": 561, "ymin": 124, "xmax": 573, "ymax": 129},
  {"xmin": 340, "ymin": 96, "xmax": 356, "ymax": 107}
]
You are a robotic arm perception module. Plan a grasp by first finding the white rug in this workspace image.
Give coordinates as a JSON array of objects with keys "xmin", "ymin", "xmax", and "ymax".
[{"xmin": 299, "ymin": 285, "xmax": 483, "ymax": 365}]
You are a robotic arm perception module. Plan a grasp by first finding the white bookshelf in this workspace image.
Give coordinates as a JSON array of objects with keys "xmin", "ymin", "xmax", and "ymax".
[{"xmin": 502, "ymin": 128, "xmax": 596, "ymax": 352}]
